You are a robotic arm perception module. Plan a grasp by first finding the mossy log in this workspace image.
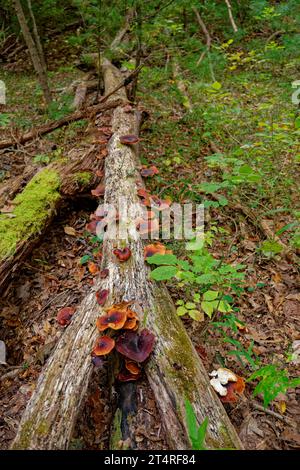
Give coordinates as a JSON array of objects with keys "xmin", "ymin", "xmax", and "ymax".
[
  {"xmin": 0, "ymin": 145, "xmax": 102, "ymax": 295},
  {"xmin": 11, "ymin": 61, "xmax": 242, "ymax": 450}
]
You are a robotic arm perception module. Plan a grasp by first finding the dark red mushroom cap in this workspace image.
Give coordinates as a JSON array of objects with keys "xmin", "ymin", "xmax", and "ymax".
[
  {"xmin": 91, "ymin": 184, "xmax": 105, "ymax": 197},
  {"xmin": 95, "ymin": 289, "xmax": 109, "ymax": 306},
  {"xmin": 56, "ymin": 306, "xmax": 76, "ymax": 326},
  {"xmin": 115, "ymin": 329, "xmax": 155, "ymax": 363},
  {"xmin": 99, "ymin": 268, "xmax": 109, "ymax": 279},
  {"xmin": 119, "ymin": 134, "xmax": 139, "ymax": 145},
  {"xmin": 113, "ymin": 247, "xmax": 131, "ymax": 262},
  {"xmin": 140, "ymin": 166, "xmax": 159, "ymax": 178},
  {"xmin": 92, "ymin": 336, "xmax": 115, "ymax": 356}
]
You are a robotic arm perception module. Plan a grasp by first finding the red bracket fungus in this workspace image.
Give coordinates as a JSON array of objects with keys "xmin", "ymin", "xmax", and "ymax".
[
  {"xmin": 92, "ymin": 336, "xmax": 115, "ymax": 356},
  {"xmin": 56, "ymin": 306, "xmax": 76, "ymax": 326},
  {"xmin": 140, "ymin": 165, "xmax": 159, "ymax": 178},
  {"xmin": 220, "ymin": 376, "xmax": 245, "ymax": 404},
  {"xmin": 119, "ymin": 134, "xmax": 139, "ymax": 145},
  {"xmin": 123, "ymin": 309, "xmax": 139, "ymax": 330},
  {"xmin": 113, "ymin": 247, "xmax": 131, "ymax": 262},
  {"xmin": 96, "ymin": 307, "xmax": 128, "ymax": 331},
  {"xmin": 95, "ymin": 289, "xmax": 109, "ymax": 306},
  {"xmin": 91, "ymin": 184, "xmax": 105, "ymax": 197},
  {"xmin": 116, "ymin": 329, "xmax": 155, "ymax": 363}
]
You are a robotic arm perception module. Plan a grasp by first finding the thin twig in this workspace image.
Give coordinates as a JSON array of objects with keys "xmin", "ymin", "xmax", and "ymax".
[
  {"xmin": 252, "ymin": 402, "xmax": 293, "ymax": 425},
  {"xmin": 224, "ymin": 0, "xmax": 239, "ymax": 33}
]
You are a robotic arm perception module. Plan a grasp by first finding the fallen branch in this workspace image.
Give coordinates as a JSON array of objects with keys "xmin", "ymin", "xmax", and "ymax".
[
  {"xmin": 224, "ymin": 0, "xmax": 239, "ymax": 33},
  {"xmin": 0, "ymin": 99, "xmax": 121, "ymax": 150},
  {"xmin": 192, "ymin": 6, "xmax": 212, "ymax": 65}
]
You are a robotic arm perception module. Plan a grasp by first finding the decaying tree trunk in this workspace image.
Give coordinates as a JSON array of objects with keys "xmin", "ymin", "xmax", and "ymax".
[
  {"xmin": 0, "ymin": 145, "xmax": 103, "ymax": 295},
  {"xmin": 11, "ymin": 60, "xmax": 242, "ymax": 450},
  {"xmin": 0, "ymin": 99, "xmax": 120, "ymax": 150}
]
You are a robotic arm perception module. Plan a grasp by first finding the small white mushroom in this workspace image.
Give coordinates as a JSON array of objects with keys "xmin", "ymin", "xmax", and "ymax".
[
  {"xmin": 209, "ymin": 368, "xmax": 238, "ymax": 397},
  {"xmin": 209, "ymin": 378, "xmax": 228, "ymax": 396}
]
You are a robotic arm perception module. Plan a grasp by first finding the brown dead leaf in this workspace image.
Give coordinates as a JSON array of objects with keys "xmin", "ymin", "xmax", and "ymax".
[
  {"xmin": 64, "ymin": 226, "xmax": 77, "ymax": 237},
  {"xmin": 263, "ymin": 294, "xmax": 274, "ymax": 314}
]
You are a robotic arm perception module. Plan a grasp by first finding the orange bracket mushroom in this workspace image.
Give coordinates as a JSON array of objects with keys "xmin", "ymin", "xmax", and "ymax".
[
  {"xmin": 119, "ymin": 134, "xmax": 139, "ymax": 145},
  {"xmin": 92, "ymin": 336, "xmax": 115, "ymax": 356},
  {"xmin": 96, "ymin": 306, "xmax": 128, "ymax": 331},
  {"xmin": 123, "ymin": 309, "xmax": 139, "ymax": 330}
]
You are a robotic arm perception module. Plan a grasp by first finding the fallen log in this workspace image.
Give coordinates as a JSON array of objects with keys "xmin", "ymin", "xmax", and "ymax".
[
  {"xmin": 11, "ymin": 60, "xmax": 242, "ymax": 450},
  {"xmin": 0, "ymin": 99, "xmax": 120, "ymax": 150},
  {"xmin": 0, "ymin": 144, "xmax": 103, "ymax": 295}
]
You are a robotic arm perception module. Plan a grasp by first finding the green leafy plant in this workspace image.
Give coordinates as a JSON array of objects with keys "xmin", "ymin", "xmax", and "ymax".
[
  {"xmin": 147, "ymin": 247, "xmax": 245, "ymax": 293},
  {"xmin": 185, "ymin": 399, "xmax": 208, "ymax": 450},
  {"xmin": 0, "ymin": 113, "xmax": 10, "ymax": 128},
  {"xmin": 176, "ymin": 294, "xmax": 203, "ymax": 321},
  {"xmin": 248, "ymin": 365, "xmax": 300, "ymax": 408},
  {"xmin": 259, "ymin": 239, "xmax": 283, "ymax": 257}
]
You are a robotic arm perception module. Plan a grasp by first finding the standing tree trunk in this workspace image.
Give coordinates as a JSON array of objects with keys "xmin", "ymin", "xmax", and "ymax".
[
  {"xmin": 26, "ymin": 0, "xmax": 47, "ymax": 72},
  {"xmin": 12, "ymin": 0, "xmax": 52, "ymax": 105}
]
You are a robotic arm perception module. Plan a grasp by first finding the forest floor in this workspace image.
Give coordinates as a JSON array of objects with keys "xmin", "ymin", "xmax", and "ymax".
[{"xmin": 0, "ymin": 30, "xmax": 299, "ymax": 450}]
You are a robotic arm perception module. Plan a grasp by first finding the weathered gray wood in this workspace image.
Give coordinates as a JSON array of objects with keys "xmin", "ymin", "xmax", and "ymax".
[{"xmin": 100, "ymin": 61, "xmax": 243, "ymax": 450}]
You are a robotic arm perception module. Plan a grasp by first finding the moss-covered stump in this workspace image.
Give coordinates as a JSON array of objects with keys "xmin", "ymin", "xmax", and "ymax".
[{"xmin": 0, "ymin": 144, "xmax": 103, "ymax": 294}]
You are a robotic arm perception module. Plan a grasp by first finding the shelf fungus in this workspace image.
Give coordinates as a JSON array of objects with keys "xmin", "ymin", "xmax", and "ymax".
[
  {"xmin": 119, "ymin": 134, "xmax": 139, "ymax": 145},
  {"xmin": 95, "ymin": 288, "xmax": 109, "ymax": 306},
  {"xmin": 125, "ymin": 359, "xmax": 141, "ymax": 375},
  {"xmin": 140, "ymin": 165, "xmax": 159, "ymax": 178},
  {"xmin": 113, "ymin": 247, "xmax": 131, "ymax": 262},
  {"xmin": 144, "ymin": 242, "xmax": 172, "ymax": 259},
  {"xmin": 117, "ymin": 368, "xmax": 141, "ymax": 382},
  {"xmin": 123, "ymin": 309, "xmax": 139, "ymax": 330},
  {"xmin": 92, "ymin": 336, "xmax": 115, "ymax": 356},
  {"xmin": 96, "ymin": 306, "xmax": 128, "ymax": 331},
  {"xmin": 116, "ymin": 329, "xmax": 155, "ymax": 363}
]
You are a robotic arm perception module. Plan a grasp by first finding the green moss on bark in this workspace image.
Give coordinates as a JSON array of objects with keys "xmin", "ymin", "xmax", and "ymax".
[
  {"xmin": 0, "ymin": 169, "xmax": 60, "ymax": 259},
  {"xmin": 73, "ymin": 171, "xmax": 92, "ymax": 186}
]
